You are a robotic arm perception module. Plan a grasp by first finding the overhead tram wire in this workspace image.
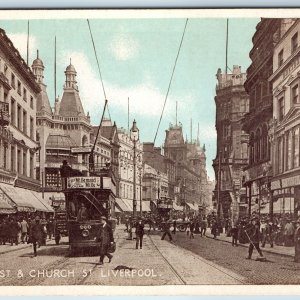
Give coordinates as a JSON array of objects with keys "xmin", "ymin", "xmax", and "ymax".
[
  {"xmin": 87, "ymin": 19, "xmax": 109, "ymax": 168},
  {"xmin": 87, "ymin": 19, "xmax": 107, "ymax": 101},
  {"xmin": 153, "ymin": 18, "xmax": 189, "ymax": 145}
]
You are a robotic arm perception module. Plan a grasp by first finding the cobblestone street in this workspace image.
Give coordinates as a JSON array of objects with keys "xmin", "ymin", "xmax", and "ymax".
[{"xmin": 165, "ymin": 230, "xmax": 300, "ymax": 285}]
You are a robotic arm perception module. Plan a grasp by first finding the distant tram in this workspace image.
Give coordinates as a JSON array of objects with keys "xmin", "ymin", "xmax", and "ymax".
[{"xmin": 60, "ymin": 161, "xmax": 117, "ymax": 254}]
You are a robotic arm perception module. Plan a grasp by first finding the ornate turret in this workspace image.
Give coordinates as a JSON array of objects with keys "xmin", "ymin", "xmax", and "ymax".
[
  {"xmin": 59, "ymin": 60, "xmax": 87, "ymax": 119},
  {"xmin": 31, "ymin": 50, "xmax": 52, "ymax": 115},
  {"xmin": 64, "ymin": 58, "xmax": 78, "ymax": 91},
  {"xmin": 31, "ymin": 50, "xmax": 44, "ymax": 84}
]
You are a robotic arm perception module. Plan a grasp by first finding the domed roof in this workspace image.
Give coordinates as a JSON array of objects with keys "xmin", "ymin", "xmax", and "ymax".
[
  {"xmin": 46, "ymin": 134, "xmax": 77, "ymax": 149},
  {"xmin": 32, "ymin": 50, "xmax": 44, "ymax": 68},
  {"xmin": 66, "ymin": 63, "xmax": 76, "ymax": 73}
]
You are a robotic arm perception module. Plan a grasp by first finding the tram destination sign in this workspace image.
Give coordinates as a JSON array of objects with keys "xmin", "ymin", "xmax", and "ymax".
[{"xmin": 67, "ymin": 176, "xmax": 101, "ymax": 189}]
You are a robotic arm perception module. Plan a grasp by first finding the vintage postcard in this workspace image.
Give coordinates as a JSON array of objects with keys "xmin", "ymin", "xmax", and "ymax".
[{"xmin": 0, "ymin": 8, "xmax": 300, "ymax": 296}]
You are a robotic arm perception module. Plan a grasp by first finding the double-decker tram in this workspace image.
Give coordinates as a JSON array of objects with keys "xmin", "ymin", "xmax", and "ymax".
[{"xmin": 60, "ymin": 160, "xmax": 117, "ymax": 254}]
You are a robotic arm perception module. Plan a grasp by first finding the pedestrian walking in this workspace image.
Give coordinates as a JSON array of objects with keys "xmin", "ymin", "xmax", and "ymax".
[
  {"xmin": 211, "ymin": 218, "xmax": 218, "ymax": 239},
  {"xmin": 186, "ymin": 221, "xmax": 191, "ymax": 237},
  {"xmin": 200, "ymin": 217, "xmax": 208, "ymax": 237},
  {"xmin": 190, "ymin": 221, "xmax": 195, "ymax": 239},
  {"xmin": 284, "ymin": 219, "xmax": 295, "ymax": 247},
  {"xmin": 294, "ymin": 218, "xmax": 300, "ymax": 263},
  {"xmin": 245, "ymin": 217, "xmax": 264, "ymax": 260},
  {"xmin": 161, "ymin": 219, "xmax": 173, "ymax": 241},
  {"xmin": 231, "ymin": 219, "xmax": 239, "ymax": 247},
  {"xmin": 135, "ymin": 218, "xmax": 144, "ymax": 249},
  {"xmin": 47, "ymin": 217, "xmax": 54, "ymax": 240},
  {"xmin": 28, "ymin": 216, "xmax": 44, "ymax": 256},
  {"xmin": 1, "ymin": 220, "xmax": 8, "ymax": 245},
  {"xmin": 10, "ymin": 218, "xmax": 19, "ymax": 246},
  {"xmin": 97, "ymin": 216, "xmax": 114, "ymax": 265},
  {"xmin": 172, "ymin": 219, "xmax": 177, "ymax": 235},
  {"xmin": 20, "ymin": 218, "xmax": 29, "ymax": 243}
]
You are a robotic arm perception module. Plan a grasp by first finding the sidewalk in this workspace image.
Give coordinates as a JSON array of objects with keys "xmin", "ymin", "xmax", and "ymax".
[{"xmin": 206, "ymin": 232, "xmax": 295, "ymax": 257}]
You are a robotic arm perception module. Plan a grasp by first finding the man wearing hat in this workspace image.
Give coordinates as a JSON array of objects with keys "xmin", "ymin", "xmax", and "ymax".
[
  {"xmin": 294, "ymin": 218, "xmax": 300, "ymax": 262},
  {"xmin": 97, "ymin": 216, "xmax": 114, "ymax": 265},
  {"xmin": 135, "ymin": 217, "xmax": 145, "ymax": 249},
  {"xmin": 29, "ymin": 216, "xmax": 44, "ymax": 257},
  {"xmin": 245, "ymin": 217, "xmax": 264, "ymax": 259}
]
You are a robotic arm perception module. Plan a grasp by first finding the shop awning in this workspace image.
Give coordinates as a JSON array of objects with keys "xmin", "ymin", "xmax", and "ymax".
[
  {"xmin": 140, "ymin": 201, "xmax": 151, "ymax": 212},
  {"xmin": 0, "ymin": 183, "xmax": 34, "ymax": 212},
  {"xmin": 31, "ymin": 191, "xmax": 54, "ymax": 213},
  {"xmin": 186, "ymin": 202, "xmax": 197, "ymax": 211},
  {"xmin": 115, "ymin": 198, "xmax": 132, "ymax": 212},
  {"xmin": 0, "ymin": 198, "xmax": 16, "ymax": 214},
  {"xmin": 173, "ymin": 202, "xmax": 183, "ymax": 211}
]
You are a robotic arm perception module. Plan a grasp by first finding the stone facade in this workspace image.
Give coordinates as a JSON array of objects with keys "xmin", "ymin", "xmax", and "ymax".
[{"xmin": 213, "ymin": 65, "xmax": 249, "ymax": 220}]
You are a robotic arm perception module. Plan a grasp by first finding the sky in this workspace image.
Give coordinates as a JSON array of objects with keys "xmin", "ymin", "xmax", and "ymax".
[{"xmin": 0, "ymin": 17, "xmax": 259, "ymax": 180}]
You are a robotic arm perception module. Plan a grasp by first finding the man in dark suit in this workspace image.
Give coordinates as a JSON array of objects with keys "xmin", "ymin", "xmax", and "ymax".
[
  {"xmin": 97, "ymin": 216, "xmax": 114, "ymax": 265},
  {"xmin": 29, "ymin": 216, "xmax": 44, "ymax": 257},
  {"xmin": 135, "ymin": 218, "xmax": 144, "ymax": 249}
]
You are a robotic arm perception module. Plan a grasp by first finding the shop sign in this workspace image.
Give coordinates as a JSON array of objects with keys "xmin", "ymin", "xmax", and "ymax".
[
  {"xmin": 67, "ymin": 177, "xmax": 100, "ymax": 189},
  {"xmin": 282, "ymin": 175, "xmax": 300, "ymax": 189}
]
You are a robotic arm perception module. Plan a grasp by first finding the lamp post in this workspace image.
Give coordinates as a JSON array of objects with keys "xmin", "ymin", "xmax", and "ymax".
[{"xmin": 130, "ymin": 120, "xmax": 139, "ymax": 219}]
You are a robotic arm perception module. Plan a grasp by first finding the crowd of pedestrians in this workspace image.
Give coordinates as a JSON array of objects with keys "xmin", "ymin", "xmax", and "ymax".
[{"xmin": 0, "ymin": 215, "xmax": 55, "ymax": 256}]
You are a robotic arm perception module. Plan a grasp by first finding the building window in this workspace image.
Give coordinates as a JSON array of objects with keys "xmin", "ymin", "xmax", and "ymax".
[
  {"xmin": 278, "ymin": 49, "xmax": 284, "ymax": 67},
  {"xmin": 23, "ymin": 110, "xmax": 27, "ymax": 135},
  {"xmin": 30, "ymin": 117, "xmax": 34, "ymax": 139},
  {"xmin": 294, "ymin": 128, "xmax": 300, "ymax": 168},
  {"xmin": 17, "ymin": 148, "xmax": 21, "ymax": 174},
  {"xmin": 11, "ymin": 73, "xmax": 15, "ymax": 89},
  {"xmin": 262, "ymin": 124, "xmax": 269, "ymax": 160},
  {"xmin": 292, "ymin": 32, "xmax": 298, "ymax": 53},
  {"xmin": 23, "ymin": 151, "xmax": 27, "ymax": 176},
  {"xmin": 278, "ymin": 97, "xmax": 284, "ymax": 121},
  {"xmin": 292, "ymin": 84, "xmax": 299, "ymax": 104},
  {"xmin": 287, "ymin": 131, "xmax": 293, "ymax": 171},
  {"xmin": 255, "ymin": 128, "xmax": 261, "ymax": 162},
  {"xmin": 30, "ymin": 154, "xmax": 34, "ymax": 178},
  {"xmin": 10, "ymin": 97, "xmax": 15, "ymax": 126},
  {"xmin": 17, "ymin": 80, "xmax": 21, "ymax": 95},
  {"xmin": 17, "ymin": 104, "xmax": 22, "ymax": 130},
  {"xmin": 23, "ymin": 88, "xmax": 27, "ymax": 102},
  {"xmin": 11, "ymin": 146, "xmax": 15, "ymax": 172},
  {"xmin": 3, "ymin": 143, "xmax": 7, "ymax": 169},
  {"xmin": 30, "ymin": 96, "xmax": 34, "ymax": 109}
]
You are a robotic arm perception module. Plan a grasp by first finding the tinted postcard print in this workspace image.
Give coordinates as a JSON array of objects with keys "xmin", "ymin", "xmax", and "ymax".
[{"xmin": 0, "ymin": 8, "xmax": 299, "ymax": 296}]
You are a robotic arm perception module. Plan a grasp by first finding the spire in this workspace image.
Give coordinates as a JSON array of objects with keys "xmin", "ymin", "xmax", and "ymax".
[{"xmin": 31, "ymin": 49, "xmax": 44, "ymax": 84}]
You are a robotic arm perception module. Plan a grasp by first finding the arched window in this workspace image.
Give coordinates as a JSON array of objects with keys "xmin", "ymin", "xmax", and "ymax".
[{"xmin": 82, "ymin": 135, "xmax": 88, "ymax": 146}]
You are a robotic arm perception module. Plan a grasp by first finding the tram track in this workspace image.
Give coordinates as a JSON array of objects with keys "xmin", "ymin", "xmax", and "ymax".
[{"xmin": 147, "ymin": 233, "xmax": 247, "ymax": 285}]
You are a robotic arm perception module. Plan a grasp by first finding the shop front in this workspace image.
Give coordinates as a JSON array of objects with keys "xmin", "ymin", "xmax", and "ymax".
[{"xmin": 271, "ymin": 173, "xmax": 300, "ymax": 220}]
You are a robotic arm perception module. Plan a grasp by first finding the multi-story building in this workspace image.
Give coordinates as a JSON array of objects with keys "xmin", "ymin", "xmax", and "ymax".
[
  {"xmin": 269, "ymin": 19, "xmax": 300, "ymax": 219},
  {"xmin": 213, "ymin": 65, "xmax": 249, "ymax": 220},
  {"xmin": 242, "ymin": 19, "xmax": 282, "ymax": 217},
  {"xmin": 164, "ymin": 123, "xmax": 206, "ymax": 213},
  {"xmin": 0, "ymin": 29, "xmax": 53, "ymax": 214},
  {"xmin": 34, "ymin": 55, "xmax": 92, "ymax": 203},
  {"xmin": 116, "ymin": 127, "xmax": 148, "ymax": 213},
  {"xmin": 143, "ymin": 163, "xmax": 168, "ymax": 211}
]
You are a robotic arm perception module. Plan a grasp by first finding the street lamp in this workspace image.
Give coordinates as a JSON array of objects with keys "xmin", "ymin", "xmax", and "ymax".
[{"xmin": 130, "ymin": 120, "xmax": 139, "ymax": 218}]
